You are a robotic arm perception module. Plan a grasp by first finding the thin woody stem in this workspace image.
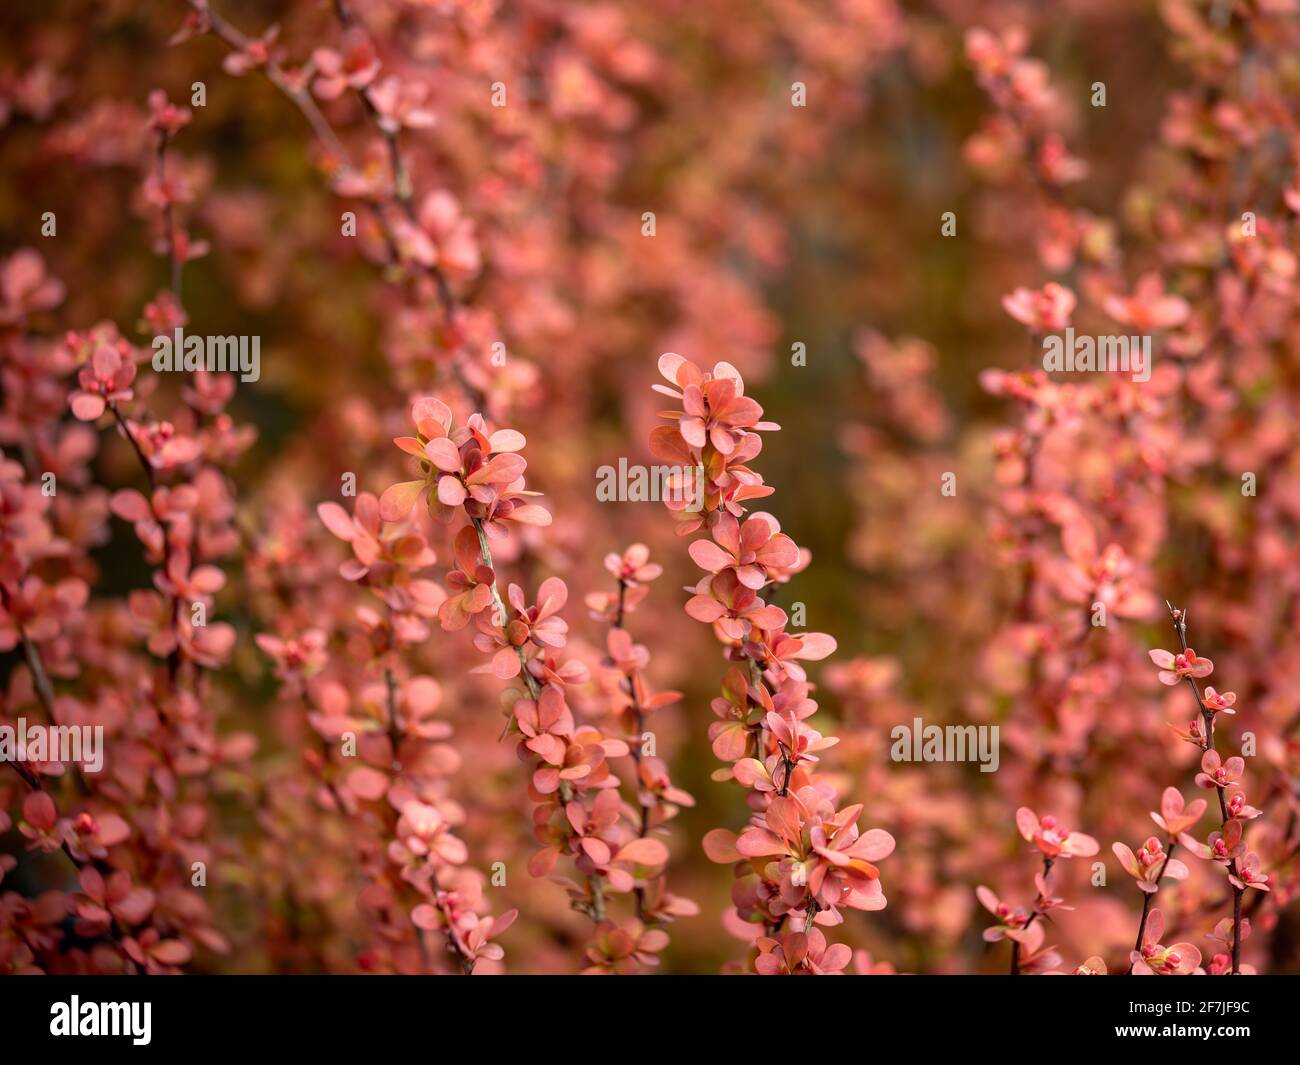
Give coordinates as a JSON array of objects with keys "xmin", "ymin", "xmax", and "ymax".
[
  {"xmin": 303, "ymin": 680, "xmax": 471, "ymax": 974},
  {"xmin": 1, "ymin": 585, "xmax": 58, "ymax": 721},
  {"xmin": 0, "ymin": 580, "xmax": 56, "ymax": 793},
  {"xmin": 471, "ymin": 518, "xmax": 538, "ymax": 700},
  {"xmin": 384, "ymin": 666, "xmax": 403, "ymax": 769},
  {"xmin": 1010, "ymin": 856, "xmax": 1053, "ymax": 975},
  {"xmin": 191, "ymin": 1, "xmax": 349, "ymax": 164},
  {"xmin": 0, "ymin": 656, "xmax": 131, "ymax": 946},
  {"xmin": 1129, "ymin": 840, "xmax": 1176, "ymax": 973},
  {"xmin": 469, "ymin": 516, "xmax": 606, "ymax": 923},
  {"xmin": 1231, "ymin": 887, "xmax": 1244, "ymax": 974},
  {"xmin": 609, "ymin": 574, "xmax": 654, "ymax": 918},
  {"xmin": 434, "ymin": 900, "xmax": 477, "ymax": 976},
  {"xmin": 155, "ymin": 130, "xmax": 183, "ymax": 301},
  {"xmin": 1166, "ymin": 601, "xmax": 1246, "ymax": 974},
  {"xmin": 191, "ymin": 0, "xmax": 488, "ymax": 408},
  {"xmin": 109, "ymin": 401, "xmax": 183, "ymax": 685},
  {"xmin": 326, "ymin": 0, "xmax": 484, "ymax": 402},
  {"xmin": 108, "ymin": 401, "xmax": 157, "ymax": 493}
]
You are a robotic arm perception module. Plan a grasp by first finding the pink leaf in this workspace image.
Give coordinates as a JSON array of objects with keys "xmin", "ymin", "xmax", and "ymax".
[
  {"xmin": 616, "ymin": 838, "xmax": 669, "ymax": 866},
  {"xmin": 702, "ymin": 829, "xmax": 742, "ymax": 864},
  {"xmin": 379, "ymin": 479, "xmax": 425, "ymax": 521},
  {"xmin": 346, "ymin": 766, "xmax": 389, "ymax": 801}
]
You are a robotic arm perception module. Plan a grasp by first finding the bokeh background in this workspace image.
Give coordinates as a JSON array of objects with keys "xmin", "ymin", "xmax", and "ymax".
[{"xmin": 3, "ymin": 0, "xmax": 1298, "ymax": 974}]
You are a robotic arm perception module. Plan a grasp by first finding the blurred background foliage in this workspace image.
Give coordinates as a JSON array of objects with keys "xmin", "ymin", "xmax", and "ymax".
[{"xmin": 5, "ymin": 0, "xmax": 1294, "ymax": 974}]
